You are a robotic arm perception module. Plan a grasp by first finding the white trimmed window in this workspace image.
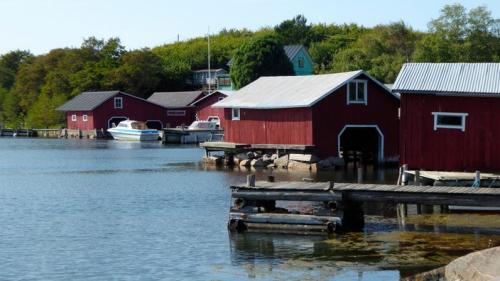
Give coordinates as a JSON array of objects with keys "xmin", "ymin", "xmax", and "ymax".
[
  {"xmin": 167, "ymin": 110, "xmax": 186, "ymax": 116},
  {"xmin": 347, "ymin": 80, "xmax": 368, "ymax": 105},
  {"xmin": 432, "ymin": 112, "xmax": 468, "ymax": 132},
  {"xmin": 82, "ymin": 115, "xmax": 88, "ymax": 122},
  {"xmin": 231, "ymin": 108, "xmax": 240, "ymax": 120},
  {"xmin": 71, "ymin": 114, "xmax": 77, "ymax": 121},
  {"xmin": 114, "ymin": 97, "xmax": 123, "ymax": 109}
]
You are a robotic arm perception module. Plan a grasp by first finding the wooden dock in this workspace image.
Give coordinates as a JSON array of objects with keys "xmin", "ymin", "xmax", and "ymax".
[
  {"xmin": 200, "ymin": 141, "xmax": 315, "ymax": 155},
  {"xmin": 405, "ymin": 170, "xmax": 500, "ymax": 187},
  {"xmin": 232, "ymin": 181, "xmax": 500, "ymax": 207},
  {"xmin": 229, "ymin": 179, "xmax": 500, "ymax": 234}
]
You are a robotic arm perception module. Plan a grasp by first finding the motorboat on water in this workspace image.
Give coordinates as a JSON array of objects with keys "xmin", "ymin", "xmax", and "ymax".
[
  {"xmin": 163, "ymin": 120, "xmax": 223, "ymax": 143},
  {"xmin": 107, "ymin": 120, "xmax": 160, "ymax": 141}
]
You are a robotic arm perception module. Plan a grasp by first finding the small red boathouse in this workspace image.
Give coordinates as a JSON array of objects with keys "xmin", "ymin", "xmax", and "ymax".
[
  {"xmin": 213, "ymin": 71, "xmax": 400, "ymax": 161},
  {"xmin": 393, "ymin": 63, "xmax": 500, "ymax": 171},
  {"xmin": 192, "ymin": 90, "xmax": 233, "ymax": 123},
  {"xmin": 57, "ymin": 91, "xmax": 169, "ymax": 131}
]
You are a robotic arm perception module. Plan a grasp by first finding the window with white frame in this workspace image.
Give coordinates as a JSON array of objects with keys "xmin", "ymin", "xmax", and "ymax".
[
  {"xmin": 432, "ymin": 112, "xmax": 468, "ymax": 132},
  {"xmin": 71, "ymin": 114, "xmax": 77, "ymax": 121},
  {"xmin": 347, "ymin": 80, "xmax": 367, "ymax": 105},
  {"xmin": 114, "ymin": 97, "xmax": 123, "ymax": 109},
  {"xmin": 167, "ymin": 110, "xmax": 186, "ymax": 116},
  {"xmin": 231, "ymin": 108, "xmax": 240, "ymax": 120},
  {"xmin": 82, "ymin": 115, "xmax": 88, "ymax": 122}
]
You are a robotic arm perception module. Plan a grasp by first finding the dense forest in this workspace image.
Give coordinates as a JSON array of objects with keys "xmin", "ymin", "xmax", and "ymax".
[{"xmin": 0, "ymin": 3, "xmax": 498, "ymax": 128}]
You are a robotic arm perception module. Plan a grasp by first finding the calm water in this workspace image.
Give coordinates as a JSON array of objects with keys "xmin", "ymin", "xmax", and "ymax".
[{"xmin": 1, "ymin": 138, "xmax": 499, "ymax": 281}]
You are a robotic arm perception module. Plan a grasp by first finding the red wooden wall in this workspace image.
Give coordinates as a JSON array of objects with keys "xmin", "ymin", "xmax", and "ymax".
[
  {"xmin": 65, "ymin": 93, "xmax": 196, "ymax": 130},
  {"xmin": 220, "ymin": 107, "xmax": 314, "ymax": 145},
  {"xmin": 400, "ymin": 94, "xmax": 500, "ymax": 172},
  {"xmin": 66, "ymin": 111, "xmax": 95, "ymax": 130},
  {"xmin": 312, "ymin": 77, "xmax": 400, "ymax": 158},
  {"xmin": 195, "ymin": 92, "xmax": 226, "ymax": 122},
  {"xmin": 220, "ymin": 76, "xmax": 399, "ymax": 160}
]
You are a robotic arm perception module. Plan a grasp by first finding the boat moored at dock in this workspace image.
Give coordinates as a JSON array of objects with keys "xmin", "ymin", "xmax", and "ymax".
[
  {"xmin": 107, "ymin": 120, "xmax": 159, "ymax": 141},
  {"xmin": 163, "ymin": 120, "xmax": 223, "ymax": 144}
]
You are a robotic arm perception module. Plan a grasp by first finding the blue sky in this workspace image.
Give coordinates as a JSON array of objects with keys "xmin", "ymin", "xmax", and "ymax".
[{"xmin": 0, "ymin": 0, "xmax": 498, "ymax": 55}]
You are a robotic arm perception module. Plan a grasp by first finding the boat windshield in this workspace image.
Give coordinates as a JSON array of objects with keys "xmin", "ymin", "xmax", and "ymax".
[
  {"xmin": 189, "ymin": 122, "xmax": 215, "ymax": 129},
  {"xmin": 130, "ymin": 122, "xmax": 148, "ymax": 130}
]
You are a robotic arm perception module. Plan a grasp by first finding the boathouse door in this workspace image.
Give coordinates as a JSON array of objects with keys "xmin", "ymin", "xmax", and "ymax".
[
  {"xmin": 338, "ymin": 125, "xmax": 384, "ymax": 164},
  {"xmin": 108, "ymin": 116, "xmax": 128, "ymax": 128}
]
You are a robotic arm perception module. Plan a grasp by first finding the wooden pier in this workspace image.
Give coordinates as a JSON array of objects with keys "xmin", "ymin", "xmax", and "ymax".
[
  {"xmin": 200, "ymin": 141, "xmax": 315, "ymax": 155},
  {"xmin": 233, "ymin": 181, "xmax": 500, "ymax": 207},
  {"xmin": 406, "ymin": 170, "xmax": 500, "ymax": 187},
  {"xmin": 0, "ymin": 128, "xmax": 35, "ymax": 137},
  {"xmin": 229, "ymin": 179, "xmax": 500, "ymax": 234}
]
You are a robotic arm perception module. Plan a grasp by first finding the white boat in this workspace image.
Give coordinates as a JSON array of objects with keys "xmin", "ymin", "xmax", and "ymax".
[
  {"xmin": 163, "ymin": 120, "xmax": 223, "ymax": 143},
  {"xmin": 107, "ymin": 120, "xmax": 159, "ymax": 141}
]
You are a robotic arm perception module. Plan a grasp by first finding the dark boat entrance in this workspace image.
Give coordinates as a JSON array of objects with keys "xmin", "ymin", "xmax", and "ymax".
[
  {"xmin": 338, "ymin": 125, "xmax": 383, "ymax": 165},
  {"xmin": 108, "ymin": 116, "xmax": 128, "ymax": 128}
]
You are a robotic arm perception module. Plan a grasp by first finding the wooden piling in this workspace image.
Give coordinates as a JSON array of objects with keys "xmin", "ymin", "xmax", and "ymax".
[
  {"xmin": 402, "ymin": 164, "xmax": 408, "ymax": 186},
  {"xmin": 357, "ymin": 166, "xmax": 363, "ymax": 183},
  {"xmin": 414, "ymin": 170, "xmax": 421, "ymax": 186},
  {"xmin": 246, "ymin": 174, "xmax": 256, "ymax": 187},
  {"xmin": 474, "ymin": 170, "xmax": 481, "ymax": 187}
]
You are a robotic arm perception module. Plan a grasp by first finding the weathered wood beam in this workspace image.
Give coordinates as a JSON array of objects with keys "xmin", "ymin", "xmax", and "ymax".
[{"xmin": 231, "ymin": 191, "xmax": 341, "ymax": 201}]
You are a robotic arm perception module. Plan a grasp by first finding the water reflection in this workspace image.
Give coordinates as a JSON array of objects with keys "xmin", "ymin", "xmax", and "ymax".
[
  {"xmin": 1, "ymin": 139, "xmax": 499, "ymax": 281},
  {"xmin": 229, "ymin": 213, "xmax": 500, "ymax": 279}
]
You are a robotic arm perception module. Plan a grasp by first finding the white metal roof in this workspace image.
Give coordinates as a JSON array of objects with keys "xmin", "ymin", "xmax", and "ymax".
[
  {"xmin": 392, "ymin": 63, "xmax": 500, "ymax": 95},
  {"xmin": 213, "ymin": 71, "xmax": 392, "ymax": 109}
]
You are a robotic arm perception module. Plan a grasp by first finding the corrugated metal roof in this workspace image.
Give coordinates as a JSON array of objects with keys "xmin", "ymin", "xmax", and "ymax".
[
  {"xmin": 191, "ymin": 90, "xmax": 234, "ymax": 106},
  {"xmin": 57, "ymin": 91, "xmax": 121, "ymax": 111},
  {"xmin": 283, "ymin": 45, "xmax": 303, "ymax": 60},
  {"xmin": 392, "ymin": 63, "xmax": 500, "ymax": 95},
  {"xmin": 213, "ymin": 71, "xmax": 393, "ymax": 109},
  {"xmin": 147, "ymin": 91, "xmax": 204, "ymax": 107}
]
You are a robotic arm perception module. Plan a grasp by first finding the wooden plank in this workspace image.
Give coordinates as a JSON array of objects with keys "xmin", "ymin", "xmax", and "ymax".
[
  {"xmin": 232, "ymin": 191, "xmax": 341, "ymax": 201},
  {"xmin": 245, "ymin": 223, "xmax": 332, "ymax": 233},
  {"xmin": 199, "ymin": 141, "xmax": 250, "ymax": 149},
  {"xmin": 230, "ymin": 212, "xmax": 341, "ymax": 225},
  {"xmin": 250, "ymin": 144, "xmax": 315, "ymax": 151}
]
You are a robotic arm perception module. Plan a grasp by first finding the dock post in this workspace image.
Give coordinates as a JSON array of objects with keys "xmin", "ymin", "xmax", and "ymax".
[
  {"xmin": 340, "ymin": 193, "xmax": 364, "ymax": 232},
  {"xmin": 402, "ymin": 164, "xmax": 408, "ymax": 186},
  {"xmin": 414, "ymin": 170, "xmax": 421, "ymax": 186},
  {"xmin": 357, "ymin": 166, "xmax": 363, "ymax": 183},
  {"xmin": 397, "ymin": 203, "xmax": 407, "ymax": 229},
  {"xmin": 246, "ymin": 174, "xmax": 256, "ymax": 187},
  {"xmin": 474, "ymin": 171, "xmax": 481, "ymax": 187}
]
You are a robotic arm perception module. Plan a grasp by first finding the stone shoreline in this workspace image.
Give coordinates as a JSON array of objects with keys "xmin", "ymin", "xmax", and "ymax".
[{"xmin": 403, "ymin": 246, "xmax": 500, "ymax": 281}]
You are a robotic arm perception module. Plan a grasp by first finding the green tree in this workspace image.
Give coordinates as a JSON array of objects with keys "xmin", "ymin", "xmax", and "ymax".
[
  {"xmin": 0, "ymin": 50, "xmax": 33, "ymax": 90},
  {"xmin": 25, "ymin": 92, "xmax": 66, "ymax": 128},
  {"xmin": 230, "ymin": 35, "xmax": 294, "ymax": 89},
  {"xmin": 275, "ymin": 15, "xmax": 313, "ymax": 46},
  {"xmin": 416, "ymin": 4, "xmax": 499, "ymax": 62},
  {"xmin": 104, "ymin": 49, "xmax": 166, "ymax": 98}
]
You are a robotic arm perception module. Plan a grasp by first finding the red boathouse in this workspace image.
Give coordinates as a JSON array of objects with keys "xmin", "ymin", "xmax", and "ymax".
[
  {"xmin": 192, "ymin": 90, "xmax": 233, "ymax": 123},
  {"xmin": 57, "ymin": 91, "xmax": 169, "ymax": 131},
  {"xmin": 147, "ymin": 91, "xmax": 205, "ymax": 127},
  {"xmin": 393, "ymin": 63, "xmax": 500, "ymax": 172},
  {"xmin": 213, "ymin": 71, "xmax": 400, "ymax": 161}
]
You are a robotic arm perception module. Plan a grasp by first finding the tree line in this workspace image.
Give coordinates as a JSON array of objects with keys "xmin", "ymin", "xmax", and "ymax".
[{"xmin": 0, "ymin": 3, "xmax": 498, "ymax": 128}]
